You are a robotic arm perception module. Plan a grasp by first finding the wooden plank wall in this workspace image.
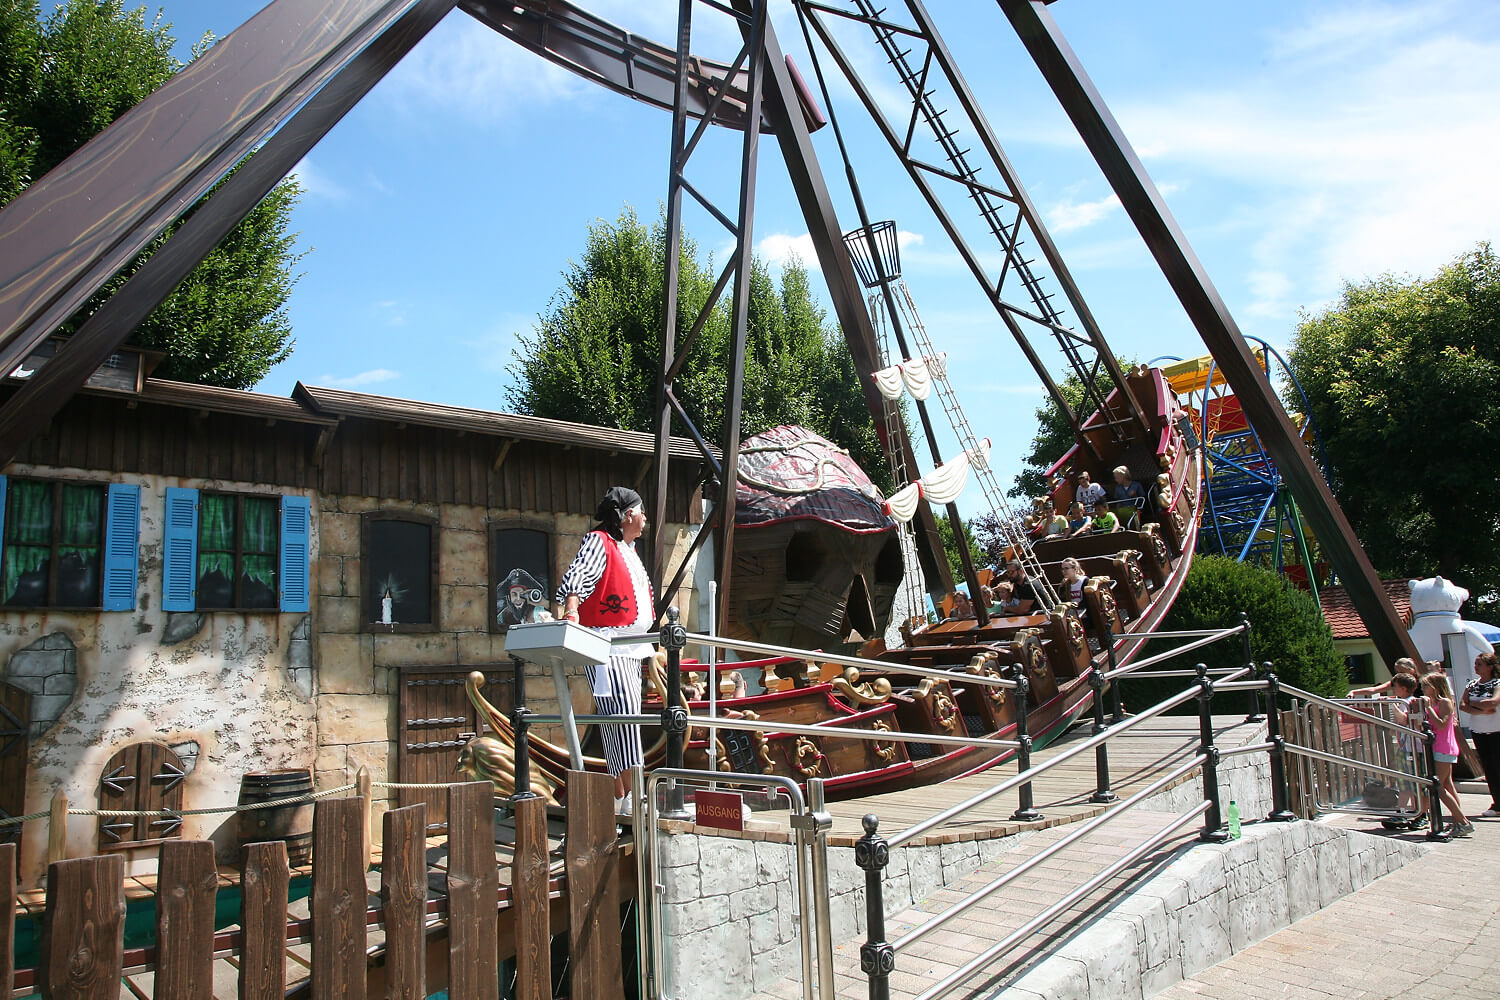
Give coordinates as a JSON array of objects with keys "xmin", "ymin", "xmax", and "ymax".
[
  {"xmin": 14, "ymin": 394, "xmax": 703, "ymax": 521},
  {"xmin": 9, "ymin": 777, "xmax": 627, "ymax": 998}
]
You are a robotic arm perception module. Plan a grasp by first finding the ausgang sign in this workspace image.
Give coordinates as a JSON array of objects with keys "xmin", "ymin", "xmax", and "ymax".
[{"xmin": 694, "ymin": 789, "xmax": 744, "ymax": 831}]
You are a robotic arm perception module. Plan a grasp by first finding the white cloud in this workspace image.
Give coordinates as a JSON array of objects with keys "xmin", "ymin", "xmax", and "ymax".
[
  {"xmin": 1047, "ymin": 193, "xmax": 1121, "ymax": 234},
  {"xmin": 319, "ymin": 369, "xmax": 400, "ymax": 388},
  {"xmin": 757, "ymin": 232, "xmax": 817, "ymax": 265},
  {"xmin": 289, "ymin": 157, "xmax": 347, "ymax": 201},
  {"xmin": 381, "ymin": 13, "xmax": 590, "ymax": 122},
  {"xmin": 1108, "ymin": 5, "xmax": 1500, "ymax": 313}
]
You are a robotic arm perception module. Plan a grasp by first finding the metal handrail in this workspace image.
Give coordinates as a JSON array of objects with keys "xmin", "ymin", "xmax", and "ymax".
[
  {"xmin": 892, "ymin": 752, "xmax": 1206, "ymax": 952},
  {"xmin": 679, "ymin": 712, "xmax": 1021, "ymax": 750},
  {"xmin": 909, "ymin": 802, "xmax": 1212, "ymax": 1000},
  {"xmin": 1282, "ymin": 742, "xmax": 1421, "ymax": 786},
  {"xmin": 1280, "ymin": 683, "xmax": 1425, "ymax": 739},
  {"xmin": 1220, "ymin": 740, "xmax": 1276, "ymax": 758},
  {"xmin": 684, "ymin": 631, "xmax": 1019, "ymax": 689},
  {"xmin": 1121, "ymin": 667, "xmax": 1244, "ymax": 679},
  {"xmin": 1115, "ymin": 627, "xmax": 1248, "ymax": 640},
  {"xmin": 889, "ymin": 674, "xmax": 1234, "ymax": 849},
  {"xmin": 1101, "ymin": 623, "xmax": 1246, "ymax": 680}
]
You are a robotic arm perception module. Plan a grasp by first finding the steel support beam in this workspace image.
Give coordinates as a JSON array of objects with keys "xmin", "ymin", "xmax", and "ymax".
[
  {"xmin": 753, "ymin": 11, "xmax": 953, "ymax": 598},
  {"xmin": 0, "ymin": 0, "xmax": 424, "ymax": 376},
  {"xmin": 0, "ymin": 0, "xmax": 458, "ymax": 470},
  {"xmin": 996, "ymin": 0, "xmax": 1419, "ymax": 665}
]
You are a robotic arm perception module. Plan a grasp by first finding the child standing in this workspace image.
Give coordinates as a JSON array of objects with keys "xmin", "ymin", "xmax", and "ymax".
[{"xmin": 1422, "ymin": 672, "xmax": 1472, "ymax": 837}]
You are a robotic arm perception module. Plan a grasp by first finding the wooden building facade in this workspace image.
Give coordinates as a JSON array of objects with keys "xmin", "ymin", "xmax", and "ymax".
[{"xmin": 0, "ymin": 359, "xmax": 708, "ymax": 883}]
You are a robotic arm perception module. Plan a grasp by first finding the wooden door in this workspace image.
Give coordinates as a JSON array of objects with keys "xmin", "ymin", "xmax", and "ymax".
[
  {"xmin": 397, "ymin": 664, "xmax": 512, "ymax": 833},
  {"xmin": 97, "ymin": 742, "xmax": 186, "ymax": 851},
  {"xmin": 0, "ymin": 683, "xmax": 29, "ymax": 851}
]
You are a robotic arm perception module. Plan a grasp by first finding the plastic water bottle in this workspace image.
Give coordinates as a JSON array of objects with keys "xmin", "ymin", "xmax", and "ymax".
[{"xmin": 1227, "ymin": 799, "xmax": 1241, "ymax": 840}]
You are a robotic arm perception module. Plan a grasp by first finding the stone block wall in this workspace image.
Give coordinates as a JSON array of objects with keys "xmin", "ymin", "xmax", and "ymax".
[{"xmin": 1001, "ymin": 820, "xmax": 1430, "ymax": 999}]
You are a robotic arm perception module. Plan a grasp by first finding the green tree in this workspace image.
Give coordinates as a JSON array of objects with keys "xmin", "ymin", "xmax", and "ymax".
[
  {"xmin": 0, "ymin": 0, "xmax": 301, "ymax": 387},
  {"xmin": 1117, "ymin": 556, "xmax": 1346, "ymax": 712},
  {"xmin": 506, "ymin": 206, "xmax": 890, "ymax": 488},
  {"xmin": 1010, "ymin": 358, "xmax": 1135, "ymax": 501},
  {"xmin": 1289, "ymin": 243, "xmax": 1500, "ymax": 615},
  {"xmin": 933, "ymin": 512, "xmax": 984, "ymax": 583}
]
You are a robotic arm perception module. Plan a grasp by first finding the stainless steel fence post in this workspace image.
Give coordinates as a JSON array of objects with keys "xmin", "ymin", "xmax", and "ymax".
[
  {"xmin": 631, "ymin": 766, "xmax": 655, "ymax": 997},
  {"xmin": 856, "ymin": 815, "xmax": 893, "ymax": 1000},
  {"xmin": 1088, "ymin": 670, "xmax": 1116, "ymax": 803},
  {"xmin": 511, "ymin": 654, "xmax": 536, "ymax": 801},
  {"xmin": 1196, "ymin": 663, "xmax": 1229, "ymax": 843},
  {"xmin": 807, "ymin": 778, "xmax": 836, "ymax": 1000},
  {"xmin": 1242, "ymin": 614, "xmax": 1262, "ymax": 722},
  {"xmin": 1011, "ymin": 671, "xmax": 1043, "ymax": 822},
  {"xmin": 1261, "ymin": 663, "xmax": 1296, "ymax": 821},
  {"xmin": 661, "ymin": 607, "xmax": 689, "ymax": 819}
]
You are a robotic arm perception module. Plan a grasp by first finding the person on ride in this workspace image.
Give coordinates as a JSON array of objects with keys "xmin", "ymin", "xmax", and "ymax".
[
  {"xmin": 1087, "ymin": 507, "xmax": 1121, "ymax": 534},
  {"xmin": 1388, "ymin": 673, "xmax": 1424, "ymax": 816},
  {"xmin": 1460, "ymin": 652, "xmax": 1500, "ymax": 818},
  {"xmin": 1422, "ymin": 671, "xmax": 1472, "ymax": 836},
  {"xmin": 999, "ymin": 559, "xmax": 1040, "ymax": 614},
  {"xmin": 1110, "ymin": 465, "xmax": 1146, "ymax": 504},
  {"xmin": 1028, "ymin": 498, "xmax": 1069, "ymax": 539},
  {"xmin": 1066, "ymin": 501, "xmax": 1090, "ymax": 536},
  {"xmin": 1074, "ymin": 470, "xmax": 1106, "ymax": 514},
  {"xmin": 1060, "ymin": 557, "xmax": 1086, "ymax": 605},
  {"xmin": 556, "ymin": 486, "xmax": 656, "ymax": 815}
]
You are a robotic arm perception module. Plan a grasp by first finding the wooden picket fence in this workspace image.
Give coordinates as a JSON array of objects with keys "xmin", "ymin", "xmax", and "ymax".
[{"xmin": 1, "ymin": 771, "xmax": 629, "ymax": 999}]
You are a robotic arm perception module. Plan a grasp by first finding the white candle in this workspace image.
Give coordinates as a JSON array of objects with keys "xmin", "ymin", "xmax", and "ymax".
[{"xmin": 381, "ymin": 590, "xmax": 393, "ymax": 625}]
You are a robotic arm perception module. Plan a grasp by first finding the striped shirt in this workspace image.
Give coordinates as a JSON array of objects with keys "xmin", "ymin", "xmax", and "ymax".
[{"xmin": 557, "ymin": 532, "xmax": 655, "ymax": 659}]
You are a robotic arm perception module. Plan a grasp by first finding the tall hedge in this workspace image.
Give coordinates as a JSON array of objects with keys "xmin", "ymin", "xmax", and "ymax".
[{"xmin": 1116, "ymin": 555, "xmax": 1345, "ymax": 713}]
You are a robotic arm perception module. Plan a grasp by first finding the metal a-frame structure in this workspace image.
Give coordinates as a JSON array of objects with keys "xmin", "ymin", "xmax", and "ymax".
[{"xmin": 0, "ymin": 0, "xmax": 1419, "ymax": 664}]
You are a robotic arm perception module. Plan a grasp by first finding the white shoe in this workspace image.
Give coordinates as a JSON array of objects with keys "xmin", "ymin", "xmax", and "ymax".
[
  {"xmin": 615, "ymin": 792, "xmax": 633, "ymax": 818},
  {"xmin": 1482, "ymin": 808, "xmax": 1500, "ymax": 818}
]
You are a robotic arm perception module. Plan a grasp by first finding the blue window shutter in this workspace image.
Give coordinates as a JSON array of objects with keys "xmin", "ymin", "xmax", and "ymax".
[
  {"xmin": 162, "ymin": 487, "xmax": 198, "ymax": 612},
  {"xmin": 102, "ymin": 483, "xmax": 141, "ymax": 611},
  {"xmin": 279, "ymin": 494, "xmax": 311, "ymax": 613}
]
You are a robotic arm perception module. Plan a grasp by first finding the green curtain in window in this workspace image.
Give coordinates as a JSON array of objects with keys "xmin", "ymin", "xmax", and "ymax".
[
  {"xmin": 58, "ymin": 485, "xmax": 102, "ymax": 546},
  {"xmin": 199, "ymin": 494, "xmax": 234, "ymax": 551},
  {"xmin": 6, "ymin": 480, "xmax": 51, "ymax": 545},
  {"xmin": 242, "ymin": 499, "xmax": 276, "ymax": 587}
]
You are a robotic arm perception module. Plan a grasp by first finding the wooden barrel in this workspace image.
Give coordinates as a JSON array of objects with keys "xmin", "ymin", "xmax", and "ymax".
[{"xmin": 238, "ymin": 769, "xmax": 314, "ymax": 864}]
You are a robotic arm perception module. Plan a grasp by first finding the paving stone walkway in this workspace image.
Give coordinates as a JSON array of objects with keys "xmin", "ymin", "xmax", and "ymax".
[{"xmin": 1157, "ymin": 790, "xmax": 1500, "ymax": 1000}]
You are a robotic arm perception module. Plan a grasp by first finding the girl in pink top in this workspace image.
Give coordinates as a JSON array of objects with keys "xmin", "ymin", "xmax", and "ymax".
[{"xmin": 1423, "ymin": 672, "xmax": 1472, "ymax": 837}]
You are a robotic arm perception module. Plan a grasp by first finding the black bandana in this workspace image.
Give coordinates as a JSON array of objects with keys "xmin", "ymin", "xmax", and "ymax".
[{"xmin": 595, "ymin": 486, "xmax": 643, "ymax": 540}]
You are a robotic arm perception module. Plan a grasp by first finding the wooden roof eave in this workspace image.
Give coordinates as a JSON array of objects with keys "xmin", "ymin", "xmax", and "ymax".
[{"xmin": 292, "ymin": 382, "xmax": 713, "ymax": 461}]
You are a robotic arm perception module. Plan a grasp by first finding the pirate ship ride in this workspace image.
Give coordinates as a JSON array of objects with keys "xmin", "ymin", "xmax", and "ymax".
[{"xmin": 463, "ymin": 355, "xmax": 1201, "ymax": 802}]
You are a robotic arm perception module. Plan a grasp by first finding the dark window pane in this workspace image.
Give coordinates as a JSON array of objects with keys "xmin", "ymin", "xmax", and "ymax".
[
  {"xmin": 2, "ymin": 546, "xmax": 48, "ymax": 606},
  {"xmin": 493, "ymin": 528, "xmax": 550, "ymax": 629},
  {"xmin": 368, "ymin": 520, "xmax": 432, "ymax": 625},
  {"xmin": 56, "ymin": 545, "xmax": 100, "ymax": 606},
  {"xmin": 59, "ymin": 485, "xmax": 103, "ymax": 546},
  {"xmin": 197, "ymin": 553, "xmax": 235, "ymax": 609},
  {"xmin": 241, "ymin": 554, "xmax": 277, "ymax": 609}
]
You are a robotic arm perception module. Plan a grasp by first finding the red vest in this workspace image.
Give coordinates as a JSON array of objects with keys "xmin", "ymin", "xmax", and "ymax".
[{"xmin": 578, "ymin": 531, "xmax": 650, "ymax": 627}]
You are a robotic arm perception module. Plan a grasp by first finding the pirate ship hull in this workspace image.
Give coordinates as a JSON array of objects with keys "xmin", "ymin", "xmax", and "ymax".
[{"xmin": 467, "ymin": 368, "xmax": 1200, "ymax": 802}]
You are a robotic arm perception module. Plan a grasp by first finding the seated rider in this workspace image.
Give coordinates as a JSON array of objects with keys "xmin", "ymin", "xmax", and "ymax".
[
  {"xmin": 1066, "ymin": 500, "xmax": 1089, "ymax": 536},
  {"xmin": 1111, "ymin": 465, "xmax": 1147, "ymax": 527},
  {"xmin": 1089, "ymin": 507, "xmax": 1121, "ymax": 534},
  {"xmin": 1000, "ymin": 558, "xmax": 1040, "ymax": 614},
  {"xmin": 1028, "ymin": 498, "xmax": 1069, "ymax": 539},
  {"xmin": 1074, "ymin": 470, "xmax": 1107, "ymax": 514}
]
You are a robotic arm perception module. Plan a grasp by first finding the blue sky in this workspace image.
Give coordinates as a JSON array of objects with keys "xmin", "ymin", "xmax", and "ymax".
[{"xmin": 160, "ymin": 1, "xmax": 1500, "ymax": 506}]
